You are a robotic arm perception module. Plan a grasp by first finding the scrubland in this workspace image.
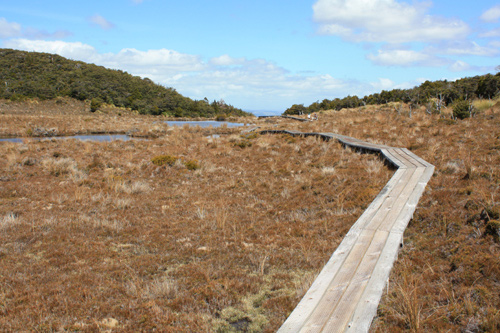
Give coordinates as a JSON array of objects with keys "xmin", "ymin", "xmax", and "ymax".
[
  {"xmin": 0, "ymin": 99, "xmax": 392, "ymax": 331},
  {"xmin": 1, "ymin": 98, "xmax": 499, "ymax": 332}
]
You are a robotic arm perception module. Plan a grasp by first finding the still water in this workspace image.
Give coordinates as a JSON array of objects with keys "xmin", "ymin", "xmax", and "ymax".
[
  {"xmin": 0, "ymin": 134, "xmax": 133, "ymax": 143},
  {"xmin": 165, "ymin": 121, "xmax": 245, "ymax": 128}
]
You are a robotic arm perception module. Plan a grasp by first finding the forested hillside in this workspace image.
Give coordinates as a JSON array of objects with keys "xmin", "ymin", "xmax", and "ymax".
[
  {"xmin": 0, "ymin": 48, "xmax": 251, "ymax": 117},
  {"xmin": 285, "ymin": 72, "xmax": 500, "ymax": 116}
]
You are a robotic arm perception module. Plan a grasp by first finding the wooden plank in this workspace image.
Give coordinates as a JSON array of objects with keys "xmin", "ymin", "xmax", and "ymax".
[
  {"xmin": 391, "ymin": 148, "xmax": 426, "ymax": 168},
  {"xmin": 401, "ymin": 148, "xmax": 434, "ymax": 168},
  {"xmin": 389, "ymin": 166, "xmax": 435, "ymax": 235},
  {"xmin": 368, "ymin": 168, "xmax": 425, "ymax": 232},
  {"xmin": 347, "ymin": 231, "xmax": 404, "ymax": 332},
  {"xmin": 301, "ymin": 229, "xmax": 377, "ymax": 331},
  {"xmin": 321, "ymin": 230, "xmax": 390, "ymax": 332},
  {"xmin": 380, "ymin": 149, "xmax": 408, "ymax": 169}
]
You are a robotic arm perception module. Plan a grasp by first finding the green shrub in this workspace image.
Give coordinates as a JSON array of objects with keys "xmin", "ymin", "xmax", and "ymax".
[
  {"xmin": 90, "ymin": 98, "xmax": 103, "ymax": 112},
  {"xmin": 215, "ymin": 114, "xmax": 227, "ymax": 121},
  {"xmin": 452, "ymin": 99, "xmax": 473, "ymax": 120},
  {"xmin": 184, "ymin": 159, "xmax": 200, "ymax": 171},
  {"xmin": 151, "ymin": 155, "xmax": 178, "ymax": 166},
  {"xmin": 484, "ymin": 220, "xmax": 500, "ymax": 242},
  {"xmin": 233, "ymin": 140, "xmax": 252, "ymax": 148}
]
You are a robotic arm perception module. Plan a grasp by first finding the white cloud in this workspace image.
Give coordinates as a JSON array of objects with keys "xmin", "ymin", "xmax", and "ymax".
[
  {"xmin": 433, "ymin": 41, "xmax": 499, "ymax": 57},
  {"xmin": 209, "ymin": 54, "xmax": 246, "ymax": 66},
  {"xmin": 4, "ymin": 39, "xmax": 97, "ymax": 60},
  {"xmin": 313, "ymin": 0, "xmax": 469, "ymax": 43},
  {"xmin": 88, "ymin": 14, "xmax": 115, "ymax": 30},
  {"xmin": 480, "ymin": 5, "xmax": 500, "ymax": 22},
  {"xmin": 449, "ymin": 60, "xmax": 472, "ymax": 72},
  {"xmin": 366, "ymin": 49, "xmax": 445, "ymax": 67},
  {"xmin": 0, "ymin": 17, "xmax": 22, "ymax": 38}
]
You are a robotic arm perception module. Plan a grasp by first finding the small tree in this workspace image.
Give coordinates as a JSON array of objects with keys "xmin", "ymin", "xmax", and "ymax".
[
  {"xmin": 90, "ymin": 98, "xmax": 103, "ymax": 112},
  {"xmin": 452, "ymin": 99, "xmax": 474, "ymax": 120}
]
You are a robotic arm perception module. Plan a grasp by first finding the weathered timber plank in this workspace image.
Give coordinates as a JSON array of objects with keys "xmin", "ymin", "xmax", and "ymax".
[
  {"xmin": 301, "ymin": 229, "xmax": 377, "ymax": 331},
  {"xmin": 391, "ymin": 148, "xmax": 426, "ymax": 168},
  {"xmin": 346, "ymin": 231, "xmax": 405, "ymax": 332},
  {"xmin": 365, "ymin": 168, "xmax": 425, "ymax": 232},
  {"xmin": 322, "ymin": 229, "xmax": 390, "ymax": 332}
]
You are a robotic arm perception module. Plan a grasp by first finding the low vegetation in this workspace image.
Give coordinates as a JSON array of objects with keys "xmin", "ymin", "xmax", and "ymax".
[
  {"xmin": 1, "ymin": 96, "xmax": 499, "ymax": 331},
  {"xmin": 0, "ymin": 104, "xmax": 392, "ymax": 331}
]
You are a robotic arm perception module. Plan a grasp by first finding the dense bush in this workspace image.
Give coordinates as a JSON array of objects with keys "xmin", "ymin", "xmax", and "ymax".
[
  {"xmin": 0, "ymin": 49, "xmax": 251, "ymax": 118},
  {"xmin": 452, "ymin": 99, "xmax": 473, "ymax": 120},
  {"xmin": 151, "ymin": 155, "xmax": 178, "ymax": 166},
  {"xmin": 284, "ymin": 72, "xmax": 500, "ymax": 115}
]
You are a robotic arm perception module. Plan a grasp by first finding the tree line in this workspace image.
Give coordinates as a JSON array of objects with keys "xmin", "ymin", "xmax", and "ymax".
[
  {"xmin": 0, "ymin": 49, "xmax": 251, "ymax": 118},
  {"xmin": 284, "ymin": 72, "xmax": 500, "ymax": 118}
]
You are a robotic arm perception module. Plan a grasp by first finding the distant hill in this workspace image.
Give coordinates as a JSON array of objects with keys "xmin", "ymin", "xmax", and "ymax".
[
  {"xmin": 0, "ymin": 48, "xmax": 251, "ymax": 117},
  {"xmin": 284, "ymin": 71, "xmax": 500, "ymax": 115}
]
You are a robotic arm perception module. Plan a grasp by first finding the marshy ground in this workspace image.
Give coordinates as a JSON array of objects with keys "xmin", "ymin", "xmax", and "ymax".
[{"xmin": 1, "ymin": 98, "xmax": 499, "ymax": 332}]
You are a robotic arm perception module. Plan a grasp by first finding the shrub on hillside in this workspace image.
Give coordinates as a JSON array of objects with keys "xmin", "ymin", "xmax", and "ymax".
[
  {"xmin": 90, "ymin": 98, "xmax": 103, "ymax": 112},
  {"xmin": 151, "ymin": 155, "xmax": 178, "ymax": 166},
  {"xmin": 452, "ymin": 99, "xmax": 474, "ymax": 119},
  {"xmin": 184, "ymin": 159, "xmax": 200, "ymax": 171}
]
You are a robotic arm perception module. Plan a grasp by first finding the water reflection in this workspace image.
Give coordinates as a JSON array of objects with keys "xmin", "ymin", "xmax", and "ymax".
[
  {"xmin": 0, "ymin": 134, "xmax": 134, "ymax": 143},
  {"xmin": 165, "ymin": 121, "xmax": 245, "ymax": 128}
]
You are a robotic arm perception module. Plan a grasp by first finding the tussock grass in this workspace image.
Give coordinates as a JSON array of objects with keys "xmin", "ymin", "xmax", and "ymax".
[
  {"xmin": 0, "ymin": 111, "xmax": 391, "ymax": 330},
  {"xmin": 2, "ymin": 99, "xmax": 498, "ymax": 331},
  {"xmin": 0, "ymin": 213, "xmax": 20, "ymax": 230}
]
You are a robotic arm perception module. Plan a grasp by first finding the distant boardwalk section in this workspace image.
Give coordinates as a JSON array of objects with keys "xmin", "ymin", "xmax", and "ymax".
[{"xmin": 260, "ymin": 130, "xmax": 434, "ymax": 333}]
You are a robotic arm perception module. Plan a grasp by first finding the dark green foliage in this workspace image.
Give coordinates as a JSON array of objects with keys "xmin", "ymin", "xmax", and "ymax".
[
  {"xmin": 484, "ymin": 220, "xmax": 500, "ymax": 242},
  {"xmin": 283, "ymin": 104, "xmax": 307, "ymax": 115},
  {"xmin": 0, "ymin": 49, "xmax": 251, "ymax": 118},
  {"xmin": 184, "ymin": 159, "xmax": 200, "ymax": 171},
  {"xmin": 452, "ymin": 99, "xmax": 473, "ymax": 120},
  {"xmin": 151, "ymin": 155, "xmax": 178, "ymax": 166},
  {"xmin": 286, "ymin": 73, "xmax": 500, "ymax": 115},
  {"xmin": 90, "ymin": 98, "xmax": 103, "ymax": 112}
]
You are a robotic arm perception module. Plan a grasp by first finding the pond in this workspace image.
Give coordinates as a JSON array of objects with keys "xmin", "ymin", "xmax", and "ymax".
[
  {"xmin": 0, "ymin": 134, "xmax": 135, "ymax": 143},
  {"xmin": 165, "ymin": 121, "xmax": 247, "ymax": 128}
]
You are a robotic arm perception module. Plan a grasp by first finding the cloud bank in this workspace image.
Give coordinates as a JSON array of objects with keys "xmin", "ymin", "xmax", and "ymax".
[
  {"xmin": 312, "ymin": 0, "xmax": 498, "ymax": 69},
  {"xmin": 313, "ymin": 0, "xmax": 469, "ymax": 43}
]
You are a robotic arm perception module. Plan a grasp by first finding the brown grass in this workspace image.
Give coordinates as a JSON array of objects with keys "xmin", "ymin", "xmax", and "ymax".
[
  {"xmin": 1, "ymin": 98, "xmax": 499, "ymax": 331},
  {"xmin": 0, "ymin": 100, "xmax": 393, "ymax": 331}
]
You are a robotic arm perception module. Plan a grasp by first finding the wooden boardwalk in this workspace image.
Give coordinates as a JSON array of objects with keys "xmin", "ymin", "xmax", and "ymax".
[{"xmin": 260, "ymin": 130, "xmax": 434, "ymax": 332}]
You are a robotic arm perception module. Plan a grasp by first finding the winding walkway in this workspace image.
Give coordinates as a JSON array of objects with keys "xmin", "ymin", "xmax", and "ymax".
[{"xmin": 260, "ymin": 130, "xmax": 434, "ymax": 332}]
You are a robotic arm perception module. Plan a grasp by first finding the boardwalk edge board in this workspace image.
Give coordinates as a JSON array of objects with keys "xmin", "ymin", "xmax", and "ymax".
[{"xmin": 260, "ymin": 130, "xmax": 434, "ymax": 332}]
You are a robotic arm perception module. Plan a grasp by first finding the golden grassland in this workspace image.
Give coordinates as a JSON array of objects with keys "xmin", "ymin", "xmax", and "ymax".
[
  {"xmin": 1, "ymin": 98, "xmax": 499, "ymax": 332},
  {"xmin": 0, "ymin": 99, "xmax": 392, "ymax": 331}
]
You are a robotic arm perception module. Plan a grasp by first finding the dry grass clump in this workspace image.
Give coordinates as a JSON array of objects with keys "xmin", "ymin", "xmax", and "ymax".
[{"xmin": 0, "ymin": 110, "xmax": 391, "ymax": 331}]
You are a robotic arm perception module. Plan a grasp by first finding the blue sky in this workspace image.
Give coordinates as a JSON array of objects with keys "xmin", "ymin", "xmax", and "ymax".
[{"xmin": 1, "ymin": 0, "xmax": 499, "ymax": 114}]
